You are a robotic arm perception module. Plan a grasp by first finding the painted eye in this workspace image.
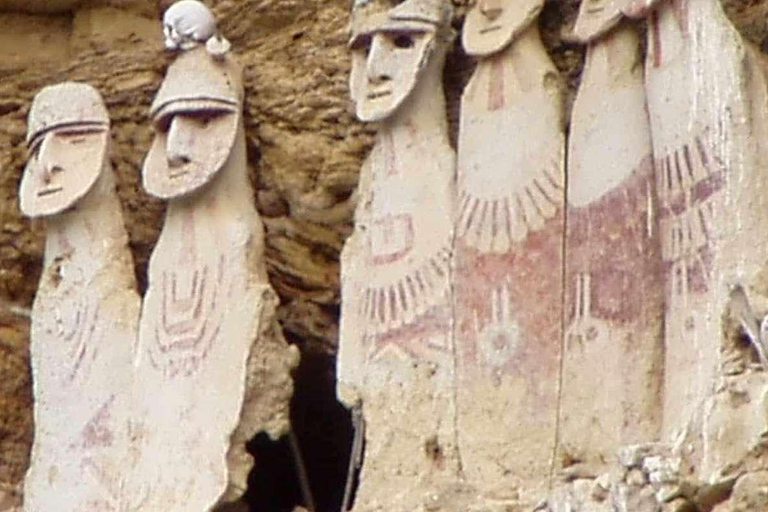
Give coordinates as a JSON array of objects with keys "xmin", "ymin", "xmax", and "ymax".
[
  {"xmin": 197, "ymin": 113, "xmax": 219, "ymax": 126},
  {"xmin": 58, "ymin": 134, "xmax": 87, "ymax": 144},
  {"xmin": 393, "ymin": 34, "xmax": 414, "ymax": 49},
  {"xmin": 350, "ymin": 34, "xmax": 372, "ymax": 56},
  {"xmin": 57, "ymin": 129, "xmax": 101, "ymax": 143}
]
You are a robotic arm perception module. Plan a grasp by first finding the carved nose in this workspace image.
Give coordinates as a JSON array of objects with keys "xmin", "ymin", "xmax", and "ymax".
[
  {"xmin": 167, "ymin": 152, "xmax": 191, "ymax": 168},
  {"xmin": 42, "ymin": 164, "xmax": 63, "ymax": 184},
  {"xmin": 166, "ymin": 116, "xmax": 194, "ymax": 168},
  {"xmin": 37, "ymin": 135, "xmax": 63, "ymax": 184},
  {"xmin": 366, "ymin": 36, "xmax": 393, "ymax": 85},
  {"xmin": 368, "ymin": 72, "xmax": 392, "ymax": 86},
  {"xmin": 480, "ymin": 0, "xmax": 503, "ymax": 20}
]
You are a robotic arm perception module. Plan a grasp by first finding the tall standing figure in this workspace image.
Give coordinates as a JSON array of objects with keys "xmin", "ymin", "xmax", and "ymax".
[
  {"xmin": 336, "ymin": 0, "xmax": 460, "ymax": 509},
  {"xmin": 134, "ymin": 2, "xmax": 297, "ymax": 508},
  {"xmin": 559, "ymin": 0, "xmax": 664, "ymax": 472},
  {"xmin": 625, "ymin": 0, "xmax": 768, "ymax": 441},
  {"xmin": 21, "ymin": 83, "xmax": 141, "ymax": 511},
  {"xmin": 455, "ymin": 0, "xmax": 565, "ymax": 504}
]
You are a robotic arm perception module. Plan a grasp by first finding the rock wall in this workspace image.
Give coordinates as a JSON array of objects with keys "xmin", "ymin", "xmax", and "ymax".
[{"xmin": 1, "ymin": 0, "xmax": 767, "ymax": 511}]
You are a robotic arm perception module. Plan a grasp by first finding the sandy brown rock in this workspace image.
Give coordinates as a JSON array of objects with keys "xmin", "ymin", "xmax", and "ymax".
[
  {"xmin": 0, "ymin": 319, "xmax": 32, "ymax": 487},
  {"xmin": 0, "ymin": 482, "xmax": 22, "ymax": 512},
  {"xmin": 730, "ymin": 471, "xmax": 768, "ymax": 511}
]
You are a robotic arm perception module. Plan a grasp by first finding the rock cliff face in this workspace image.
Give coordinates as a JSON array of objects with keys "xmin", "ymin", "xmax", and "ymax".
[{"xmin": 1, "ymin": 0, "xmax": 768, "ymax": 511}]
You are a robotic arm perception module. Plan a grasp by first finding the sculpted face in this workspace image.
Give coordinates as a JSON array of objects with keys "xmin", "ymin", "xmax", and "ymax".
[
  {"xmin": 143, "ymin": 100, "xmax": 239, "ymax": 199},
  {"xmin": 349, "ymin": 12, "xmax": 439, "ymax": 122},
  {"xmin": 143, "ymin": 46, "xmax": 242, "ymax": 199},
  {"xmin": 571, "ymin": 0, "xmax": 622, "ymax": 42},
  {"xmin": 463, "ymin": 0, "xmax": 543, "ymax": 56},
  {"xmin": 20, "ymin": 83, "xmax": 110, "ymax": 218},
  {"xmin": 21, "ymin": 126, "xmax": 108, "ymax": 218}
]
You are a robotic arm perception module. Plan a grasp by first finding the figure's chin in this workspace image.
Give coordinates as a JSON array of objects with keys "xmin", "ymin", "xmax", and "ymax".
[
  {"xmin": 355, "ymin": 96, "xmax": 406, "ymax": 123},
  {"xmin": 144, "ymin": 177, "xmax": 205, "ymax": 200},
  {"xmin": 20, "ymin": 193, "xmax": 81, "ymax": 218},
  {"xmin": 143, "ymin": 166, "xmax": 217, "ymax": 200},
  {"xmin": 144, "ymin": 183, "xmax": 205, "ymax": 201},
  {"xmin": 19, "ymin": 168, "xmax": 97, "ymax": 218},
  {"xmin": 462, "ymin": 29, "xmax": 514, "ymax": 57},
  {"xmin": 356, "ymin": 108, "xmax": 393, "ymax": 123}
]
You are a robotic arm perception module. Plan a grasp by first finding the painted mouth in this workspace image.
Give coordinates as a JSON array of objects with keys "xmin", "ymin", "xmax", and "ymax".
[
  {"xmin": 367, "ymin": 90, "xmax": 392, "ymax": 100},
  {"xmin": 37, "ymin": 187, "xmax": 63, "ymax": 197},
  {"xmin": 169, "ymin": 170, "xmax": 190, "ymax": 179},
  {"xmin": 480, "ymin": 25, "xmax": 502, "ymax": 34},
  {"xmin": 587, "ymin": 6, "xmax": 605, "ymax": 12}
]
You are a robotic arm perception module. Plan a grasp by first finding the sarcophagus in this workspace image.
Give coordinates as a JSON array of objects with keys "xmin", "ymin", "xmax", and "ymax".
[{"xmin": 454, "ymin": 0, "xmax": 565, "ymax": 503}]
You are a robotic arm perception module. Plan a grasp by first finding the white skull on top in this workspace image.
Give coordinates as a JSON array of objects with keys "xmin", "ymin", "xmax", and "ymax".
[{"xmin": 162, "ymin": 0, "xmax": 230, "ymax": 57}]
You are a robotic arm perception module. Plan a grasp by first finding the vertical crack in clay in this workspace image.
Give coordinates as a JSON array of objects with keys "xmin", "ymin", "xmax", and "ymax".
[
  {"xmin": 449, "ymin": 214, "xmax": 465, "ymax": 477},
  {"xmin": 549, "ymin": 131, "xmax": 569, "ymax": 489}
]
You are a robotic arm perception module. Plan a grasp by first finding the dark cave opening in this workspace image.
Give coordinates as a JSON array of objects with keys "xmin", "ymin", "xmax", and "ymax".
[
  {"xmin": 244, "ymin": 432, "xmax": 302, "ymax": 512},
  {"xmin": 244, "ymin": 350, "xmax": 357, "ymax": 512}
]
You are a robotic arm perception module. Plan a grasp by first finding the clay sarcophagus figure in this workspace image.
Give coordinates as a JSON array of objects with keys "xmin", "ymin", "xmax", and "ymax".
[
  {"xmin": 625, "ymin": 0, "xmax": 768, "ymax": 442},
  {"xmin": 454, "ymin": 0, "xmax": 565, "ymax": 502},
  {"xmin": 559, "ymin": 0, "xmax": 663, "ymax": 472},
  {"xmin": 20, "ymin": 83, "xmax": 141, "ymax": 511},
  {"xmin": 133, "ymin": 2, "xmax": 297, "ymax": 508},
  {"xmin": 336, "ymin": 0, "xmax": 460, "ymax": 509}
]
